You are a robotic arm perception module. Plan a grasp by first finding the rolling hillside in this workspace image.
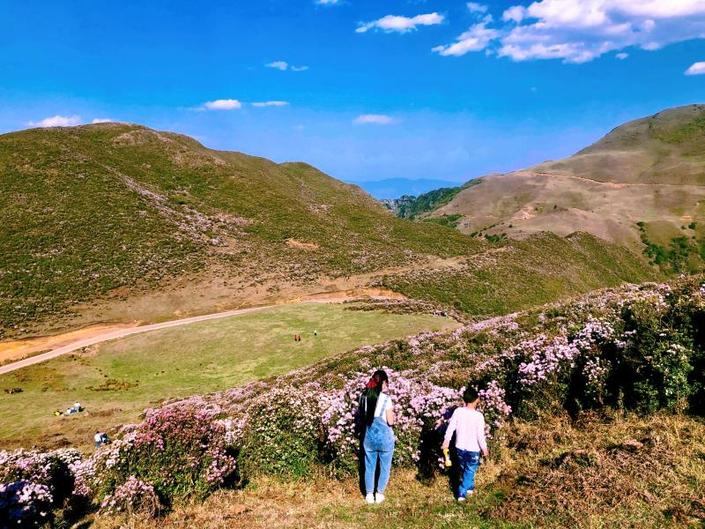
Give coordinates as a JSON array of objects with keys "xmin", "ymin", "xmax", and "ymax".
[
  {"xmin": 0, "ymin": 123, "xmax": 655, "ymax": 339},
  {"xmin": 430, "ymin": 104, "xmax": 705, "ymax": 269}
]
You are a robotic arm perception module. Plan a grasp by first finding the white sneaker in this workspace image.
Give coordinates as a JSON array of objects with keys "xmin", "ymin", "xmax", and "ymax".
[
  {"xmin": 457, "ymin": 496, "xmax": 466, "ymax": 502},
  {"xmin": 375, "ymin": 493, "xmax": 385, "ymax": 504},
  {"xmin": 466, "ymin": 490, "xmax": 474, "ymax": 497},
  {"xmin": 365, "ymin": 493, "xmax": 375, "ymax": 504}
]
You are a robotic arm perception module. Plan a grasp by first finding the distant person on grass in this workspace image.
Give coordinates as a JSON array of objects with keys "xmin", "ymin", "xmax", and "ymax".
[
  {"xmin": 357, "ymin": 369, "xmax": 395, "ymax": 505},
  {"xmin": 442, "ymin": 386, "xmax": 488, "ymax": 502}
]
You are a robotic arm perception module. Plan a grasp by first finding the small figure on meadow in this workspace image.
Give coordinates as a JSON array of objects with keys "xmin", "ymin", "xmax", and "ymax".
[
  {"xmin": 357, "ymin": 369, "xmax": 396, "ymax": 505},
  {"xmin": 442, "ymin": 386, "xmax": 488, "ymax": 502},
  {"xmin": 94, "ymin": 430, "xmax": 109, "ymax": 448}
]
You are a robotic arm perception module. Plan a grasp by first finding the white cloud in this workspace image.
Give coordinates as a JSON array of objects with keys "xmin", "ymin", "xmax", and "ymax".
[
  {"xmin": 686, "ymin": 61, "xmax": 705, "ymax": 75},
  {"xmin": 28, "ymin": 115, "xmax": 82, "ymax": 127},
  {"xmin": 616, "ymin": 52, "xmax": 629, "ymax": 59},
  {"xmin": 203, "ymin": 99, "xmax": 242, "ymax": 110},
  {"xmin": 432, "ymin": 22, "xmax": 499, "ymax": 56},
  {"xmin": 91, "ymin": 118, "xmax": 114, "ymax": 124},
  {"xmin": 467, "ymin": 3, "xmax": 488, "ymax": 14},
  {"xmin": 353, "ymin": 114, "xmax": 396, "ymax": 125},
  {"xmin": 502, "ymin": 5, "xmax": 526, "ymax": 22},
  {"xmin": 316, "ymin": 0, "xmax": 340, "ymax": 4},
  {"xmin": 266, "ymin": 60, "xmax": 289, "ymax": 71},
  {"xmin": 251, "ymin": 101, "xmax": 290, "ymax": 107},
  {"xmin": 436, "ymin": 0, "xmax": 705, "ymax": 64},
  {"xmin": 501, "ymin": 0, "xmax": 705, "ymax": 63},
  {"xmin": 266, "ymin": 60, "xmax": 309, "ymax": 72},
  {"xmin": 356, "ymin": 12, "xmax": 444, "ymax": 34}
]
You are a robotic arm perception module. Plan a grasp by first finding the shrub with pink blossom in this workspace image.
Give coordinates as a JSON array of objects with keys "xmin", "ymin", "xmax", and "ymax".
[
  {"xmin": 320, "ymin": 368, "xmax": 460, "ymax": 475},
  {"xmin": 0, "ymin": 448, "xmax": 86, "ymax": 527},
  {"xmin": 99, "ymin": 476, "xmax": 160, "ymax": 517},
  {"xmin": 238, "ymin": 385, "xmax": 323, "ymax": 478},
  {"xmin": 0, "ymin": 480, "xmax": 53, "ymax": 528},
  {"xmin": 91, "ymin": 398, "xmax": 238, "ymax": 507}
]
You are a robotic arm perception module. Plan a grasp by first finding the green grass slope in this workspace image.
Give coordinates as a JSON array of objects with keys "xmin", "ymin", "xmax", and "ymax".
[
  {"xmin": 0, "ymin": 123, "xmax": 481, "ymax": 337},
  {"xmin": 379, "ymin": 232, "xmax": 657, "ymax": 316}
]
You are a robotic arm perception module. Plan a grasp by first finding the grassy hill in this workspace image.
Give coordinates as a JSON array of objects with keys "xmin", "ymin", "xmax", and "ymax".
[
  {"xmin": 0, "ymin": 123, "xmax": 657, "ymax": 339},
  {"xmin": 429, "ymin": 105, "xmax": 705, "ymax": 270},
  {"xmin": 0, "ymin": 123, "xmax": 483, "ymax": 338}
]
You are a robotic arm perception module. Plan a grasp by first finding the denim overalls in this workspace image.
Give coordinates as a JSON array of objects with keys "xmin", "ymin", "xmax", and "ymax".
[{"xmin": 363, "ymin": 393, "xmax": 395, "ymax": 495}]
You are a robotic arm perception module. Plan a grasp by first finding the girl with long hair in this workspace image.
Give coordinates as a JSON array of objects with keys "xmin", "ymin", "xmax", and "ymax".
[{"xmin": 358, "ymin": 369, "xmax": 395, "ymax": 504}]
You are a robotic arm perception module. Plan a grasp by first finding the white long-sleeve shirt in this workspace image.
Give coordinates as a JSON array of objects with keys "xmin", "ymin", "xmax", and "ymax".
[{"xmin": 443, "ymin": 407, "xmax": 487, "ymax": 453}]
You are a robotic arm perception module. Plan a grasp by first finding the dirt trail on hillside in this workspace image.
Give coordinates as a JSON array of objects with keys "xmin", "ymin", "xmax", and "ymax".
[{"xmin": 0, "ymin": 288, "xmax": 405, "ymax": 375}]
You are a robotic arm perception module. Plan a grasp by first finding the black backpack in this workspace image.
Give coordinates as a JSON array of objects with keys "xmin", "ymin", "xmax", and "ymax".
[{"xmin": 354, "ymin": 393, "xmax": 368, "ymax": 439}]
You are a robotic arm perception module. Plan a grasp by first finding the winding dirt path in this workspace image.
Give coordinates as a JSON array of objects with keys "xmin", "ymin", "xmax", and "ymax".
[{"xmin": 0, "ymin": 289, "xmax": 404, "ymax": 376}]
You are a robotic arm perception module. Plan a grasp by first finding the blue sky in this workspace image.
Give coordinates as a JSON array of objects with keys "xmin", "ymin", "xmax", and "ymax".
[{"xmin": 2, "ymin": 0, "xmax": 705, "ymax": 197}]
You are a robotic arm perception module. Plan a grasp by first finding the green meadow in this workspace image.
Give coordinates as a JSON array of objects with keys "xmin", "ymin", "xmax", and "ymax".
[{"xmin": 0, "ymin": 303, "xmax": 457, "ymax": 450}]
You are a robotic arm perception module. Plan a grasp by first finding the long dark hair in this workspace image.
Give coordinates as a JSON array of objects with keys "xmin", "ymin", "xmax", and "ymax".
[{"xmin": 361, "ymin": 369, "xmax": 389, "ymax": 427}]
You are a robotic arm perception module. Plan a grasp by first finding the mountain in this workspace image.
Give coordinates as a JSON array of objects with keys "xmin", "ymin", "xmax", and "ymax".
[
  {"xmin": 355, "ymin": 178, "xmax": 463, "ymax": 199},
  {"xmin": 428, "ymin": 105, "xmax": 705, "ymax": 270},
  {"xmin": 0, "ymin": 123, "xmax": 655, "ymax": 339}
]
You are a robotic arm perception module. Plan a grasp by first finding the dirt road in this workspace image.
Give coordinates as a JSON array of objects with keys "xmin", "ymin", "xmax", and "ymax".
[{"xmin": 0, "ymin": 289, "xmax": 404, "ymax": 376}]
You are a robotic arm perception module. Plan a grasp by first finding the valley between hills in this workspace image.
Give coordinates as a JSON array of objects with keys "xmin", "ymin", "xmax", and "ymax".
[{"xmin": 3, "ymin": 105, "xmax": 705, "ymax": 529}]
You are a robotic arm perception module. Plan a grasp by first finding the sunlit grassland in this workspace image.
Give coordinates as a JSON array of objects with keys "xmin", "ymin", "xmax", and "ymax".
[{"xmin": 0, "ymin": 303, "xmax": 458, "ymax": 450}]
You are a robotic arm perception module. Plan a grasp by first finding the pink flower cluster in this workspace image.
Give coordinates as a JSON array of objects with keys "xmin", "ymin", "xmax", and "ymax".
[
  {"xmin": 321, "ymin": 368, "xmax": 460, "ymax": 467},
  {"xmin": 0, "ymin": 480, "xmax": 53, "ymax": 527},
  {"xmin": 517, "ymin": 335, "xmax": 580, "ymax": 386},
  {"xmin": 478, "ymin": 380, "xmax": 512, "ymax": 430},
  {"xmin": 99, "ymin": 476, "xmax": 160, "ymax": 516},
  {"xmin": 0, "ymin": 448, "xmax": 83, "ymax": 527}
]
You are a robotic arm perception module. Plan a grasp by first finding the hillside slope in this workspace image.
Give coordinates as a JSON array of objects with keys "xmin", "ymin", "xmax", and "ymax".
[
  {"xmin": 0, "ymin": 123, "xmax": 482, "ymax": 336},
  {"xmin": 431, "ymin": 105, "xmax": 705, "ymax": 261},
  {"xmin": 0, "ymin": 123, "xmax": 655, "ymax": 339}
]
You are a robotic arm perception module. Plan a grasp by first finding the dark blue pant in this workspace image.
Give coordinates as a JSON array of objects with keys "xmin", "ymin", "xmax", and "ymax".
[{"xmin": 456, "ymin": 449, "xmax": 480, "ymax": 498}]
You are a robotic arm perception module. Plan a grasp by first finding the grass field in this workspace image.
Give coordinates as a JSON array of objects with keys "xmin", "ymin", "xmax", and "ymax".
[{"xmin": 0, "ymin": 303, "xmax": 457, "ymax": 450}]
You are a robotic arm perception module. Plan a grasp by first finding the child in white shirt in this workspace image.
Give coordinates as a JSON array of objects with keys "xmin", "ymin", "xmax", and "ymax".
[{"xmin": 442, "ymin": 386, "xmax": 489, "ymax": 501}]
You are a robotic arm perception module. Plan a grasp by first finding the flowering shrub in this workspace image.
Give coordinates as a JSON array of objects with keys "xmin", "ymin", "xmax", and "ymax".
[
  {"xmin": 92, "ymin": 398, "xmax": 237, "ymax": 507},
  {"xmin": 238, "ymin": 386, "xmax": 323, "ymax": 478},
  {"xmin": 99, "ymin": 476, "xmax": 160, "ymax": 517},
  {"xmin": 0, "ymin": 480, "xmax": 53, "ymax": 528},
  {"xmin": 321, "ymin": 368, "xmax": 459, "ymax": 475},
  {"xmin": 0, "ymin": 448, "xmax": 85, "ymax": 528}
]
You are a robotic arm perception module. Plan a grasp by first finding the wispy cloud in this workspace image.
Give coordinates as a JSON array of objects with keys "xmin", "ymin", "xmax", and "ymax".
[
  {"xmin": 316, "ymin": 0, "xmax": 341, "ymax": 4},
  {"xmin": 432, "ymin": 21, "xmax": 498, "ymax": 56},
  {"xmin": 28, "ymin": 115, "xmax": 82, "ymax": 127},
  {"xmin": 353, "ymin": 114, "xmax": 396, "ymax": 125},
  {"xmin": 686, "ymin": 61, "xmax": 705, "ymax": 75},
  {"xmin": 251, "ymin": 101, "xmax": 290, "ymax": 107},
  {"xmin": 202, "ymin": 99, "xmax": 242, "ymax": 110},
  {"xmin": 91, "ymin": 118, "xmax": 114, "ymax": 124},
  {"xmin": 434, "ymin": 0, "xmax": 705, "ymax": 64},
  {"xmin": 356, "ymin": 12, "xmax": 444, "ymax": 34},
  {"xmin": 266, "ymin": 61, "xmax": 309, "ymax": 72},
  {"xmin": 615, "ymin": 52, "xmax": 629, "ymax": 60}
]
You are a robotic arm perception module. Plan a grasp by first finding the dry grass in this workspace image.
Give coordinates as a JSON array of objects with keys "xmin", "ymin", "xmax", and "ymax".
[
  {"xmin": 92, "ymin": 414, "xmax": 705, "ymax": 529},
  {"xmin": 488, "ymin": 413, "xmax": 705, "ymax": 528}
]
